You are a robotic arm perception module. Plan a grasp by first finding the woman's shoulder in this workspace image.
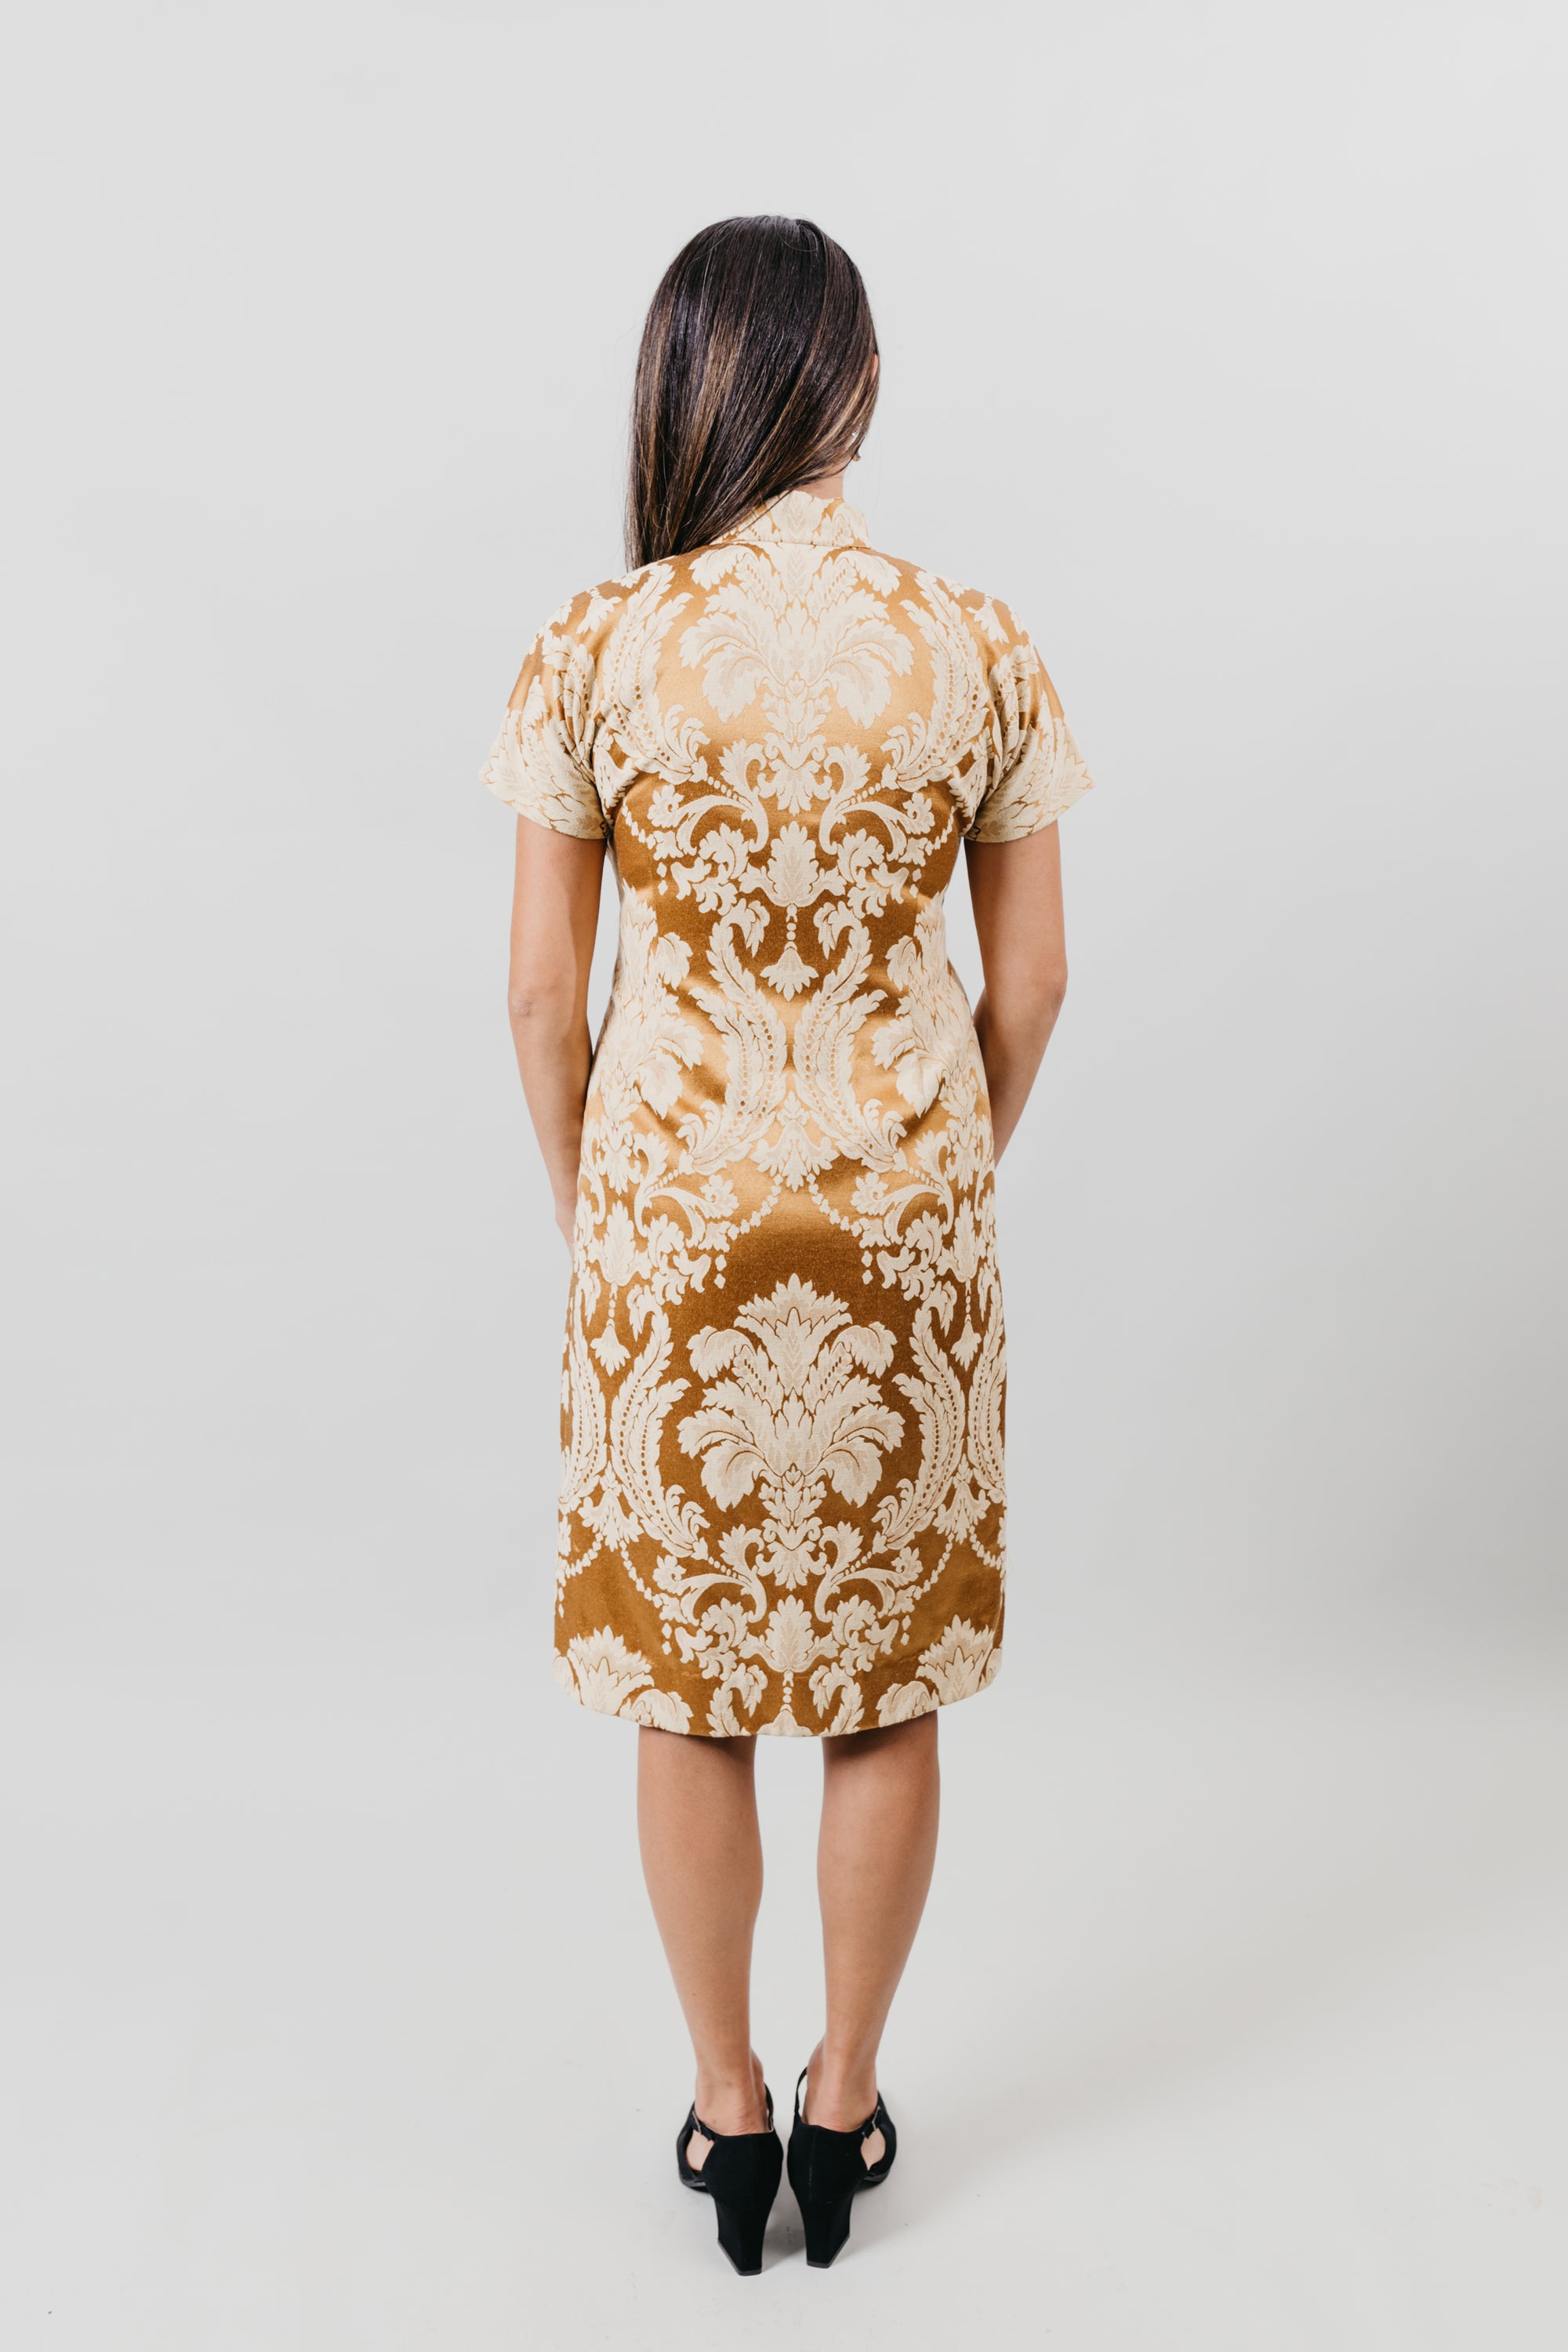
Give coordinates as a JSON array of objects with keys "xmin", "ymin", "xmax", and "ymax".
[
  {"xmin": 520, "ymin": 566, "xmax": 650, "ymax": 662},
  {"xmin": 864, "ymin": 544, "xmax": 1040, "ymax": 660}
]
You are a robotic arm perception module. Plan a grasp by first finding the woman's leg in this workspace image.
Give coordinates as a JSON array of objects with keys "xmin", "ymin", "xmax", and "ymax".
[
  {"xmin": 637, "ymin": 1726, "xmax": 768, "ymax": 2140},
  {"xmin": 805, "ymin": 1711, "xmax": 941, "ymax": 2129}
]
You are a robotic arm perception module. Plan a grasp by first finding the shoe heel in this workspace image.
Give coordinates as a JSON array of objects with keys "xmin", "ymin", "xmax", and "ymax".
[
  {"xmin": 801, "ymin": 2187, "xmax": 856, "ymax": 2268},
  {"xmin": 786, "ymin": 2067, "xmax": 898, "ymax": 2270},
  {"xmin": 676, "ymin": 2088, "xmax": 782, "ymax": 2275},
  {"xmin": 714, "ymin": 2194, "xmax": 772, "ymax": 2274}
]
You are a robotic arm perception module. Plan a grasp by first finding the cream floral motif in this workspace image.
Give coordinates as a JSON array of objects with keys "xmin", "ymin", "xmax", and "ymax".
[
  {"xmin": 484, "ymin": 493, "xmax": 1093, "ymax": 1735},
  {"xmin": 875, "ymin": 1617, "xmax": 1000, "ymax": 1726},
  {"xmin": 554, "ymin": 1628, "xmax": 694, "ymax": 1731}
]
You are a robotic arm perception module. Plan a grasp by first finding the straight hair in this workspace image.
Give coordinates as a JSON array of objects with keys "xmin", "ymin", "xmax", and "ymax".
[{"xmin": 626, "ymin": 216, "xmax": 879, "ymax": 568}]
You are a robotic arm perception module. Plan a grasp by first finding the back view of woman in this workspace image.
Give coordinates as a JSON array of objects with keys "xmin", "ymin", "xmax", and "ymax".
[{"xmin": 485, "ymin": 216, "xmax": 1093, "ymax": 2271}]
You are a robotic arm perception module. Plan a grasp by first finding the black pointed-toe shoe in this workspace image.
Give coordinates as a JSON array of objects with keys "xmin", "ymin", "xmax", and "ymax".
[
  {"xmin": 786, "ymin": 2066, "xmax": 898, "ymax": 2268},
  {"xmin": 676, "ymin": 2086, "xmax": 783, "ymax": 2274}
]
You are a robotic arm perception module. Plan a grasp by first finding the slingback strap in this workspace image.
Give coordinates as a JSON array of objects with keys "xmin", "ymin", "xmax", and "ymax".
[
  {"xmin": 792, "ymin": 2066, "xmax": 884, "ymax": 2146},
  {"xmin": 685, "ymin": 2083, "xmax": 775, "ymax": 2143}
]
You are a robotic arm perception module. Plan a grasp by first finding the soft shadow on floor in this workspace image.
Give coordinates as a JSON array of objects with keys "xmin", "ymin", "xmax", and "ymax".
[{"xmin": 857, "ymin": 1664, "xmax": 1562, "ymax": 2233}]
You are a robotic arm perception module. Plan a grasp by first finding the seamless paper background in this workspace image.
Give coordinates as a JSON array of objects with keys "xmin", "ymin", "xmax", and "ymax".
[{"xmin": 2, "ymin": 4, "xmax": 1564, "ymax": 2346}]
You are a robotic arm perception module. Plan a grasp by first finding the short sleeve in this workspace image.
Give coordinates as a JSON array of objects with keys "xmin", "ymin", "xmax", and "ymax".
[
  {"xmin": 967, "ymin": 626, "xmax": 1094, "ymax": 844},
  {"xmin": 480, "ymin": 590, "xmax": 608, "ymax": 840}
]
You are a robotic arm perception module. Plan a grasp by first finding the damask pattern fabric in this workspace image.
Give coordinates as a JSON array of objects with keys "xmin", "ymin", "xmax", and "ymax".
[{"xmin": 483, "ymin": 492, "xmax": 1092, "ymax": 1737}]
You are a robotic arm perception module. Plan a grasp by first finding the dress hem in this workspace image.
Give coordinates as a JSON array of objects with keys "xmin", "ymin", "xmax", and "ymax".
[{"xmin": 550, "ymin": 1644, "xmax": 1003, "ymax": 1739}]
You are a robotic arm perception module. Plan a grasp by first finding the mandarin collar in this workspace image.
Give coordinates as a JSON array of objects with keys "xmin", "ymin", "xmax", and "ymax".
[{"xmin": 719, "ymin": 490, "xmax": 869, "ymax": 550}]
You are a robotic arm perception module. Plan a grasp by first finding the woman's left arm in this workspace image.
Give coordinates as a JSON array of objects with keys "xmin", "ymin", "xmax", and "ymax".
[
  {"xmin": 964, "ymin": 822, "xmax": 1069, "ymax": 1162},
  {"xmin": 507, "ymin": 815, "xmax": 606, "ymax": 1245}
]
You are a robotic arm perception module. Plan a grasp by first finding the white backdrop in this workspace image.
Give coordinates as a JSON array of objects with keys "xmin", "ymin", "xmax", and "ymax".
[{"xmin": 3, "ymin": 4, "xmax": 1565, "ymax": 2347}]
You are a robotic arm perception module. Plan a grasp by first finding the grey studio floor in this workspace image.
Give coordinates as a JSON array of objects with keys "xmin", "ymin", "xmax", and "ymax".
[{"xmin": 3, "ymin": 1596, "xmax": 1563, "ymax": 2351}]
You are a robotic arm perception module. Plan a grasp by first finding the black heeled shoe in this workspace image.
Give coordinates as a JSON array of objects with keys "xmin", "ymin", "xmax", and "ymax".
[
  {"xmin": 786, "ymin": 2066, "xmax": 897, "ymax": 2268},
  {"xmin": 676, "ymin": 2085, "xmax": 782, "ymax": 2274}
]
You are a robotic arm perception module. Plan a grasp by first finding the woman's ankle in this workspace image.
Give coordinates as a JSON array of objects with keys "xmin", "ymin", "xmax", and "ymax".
[
  {"xmin": 803, "ymin": 2040, "xmax": 878, "ymax": 2131},
  {"xmin": 694, "ymin": 2049, "xmax": 768, "ymax": 2134}
]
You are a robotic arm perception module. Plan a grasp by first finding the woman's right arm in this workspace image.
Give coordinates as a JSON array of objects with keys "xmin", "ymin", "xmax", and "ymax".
[
  {"xmin": 964, "ymin": 821, "xmax": 1069, "ymax": 1162},
  {"xmin": 507, "ymin": 815, "xmax": 605, "ymax": 1246}
]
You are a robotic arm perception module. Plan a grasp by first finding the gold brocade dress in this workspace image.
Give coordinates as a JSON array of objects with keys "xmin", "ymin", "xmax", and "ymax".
[{"xmin": 483, "ymin": 492, "xmax": 1093, "ymax": 1737}]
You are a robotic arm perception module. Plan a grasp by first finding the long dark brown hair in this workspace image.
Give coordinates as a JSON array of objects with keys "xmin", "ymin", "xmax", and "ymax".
[{"xmin": 627, "ymin": 216, "xmax": 879, "ymax": 569}]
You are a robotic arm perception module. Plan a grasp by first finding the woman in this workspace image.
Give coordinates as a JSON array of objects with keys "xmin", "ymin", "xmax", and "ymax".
[{"xmin": 483, "ymin": 216, "xmax": 1091, "ymax": 2272}]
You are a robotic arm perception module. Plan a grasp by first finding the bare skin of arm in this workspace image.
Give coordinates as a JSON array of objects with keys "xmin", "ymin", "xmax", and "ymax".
[
  {"xmin": 507, "ymin": 815, "xmax": 605, "ymax": 1244},
  {"xmin": 965, "ymin": 819, "xmax": 1069, "ymax": 1160}
]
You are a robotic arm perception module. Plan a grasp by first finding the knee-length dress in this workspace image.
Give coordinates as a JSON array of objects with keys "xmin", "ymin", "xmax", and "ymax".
[{"xmin": 483, "ymin": 492, "xmax": 1092, "ymax": 1737}]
